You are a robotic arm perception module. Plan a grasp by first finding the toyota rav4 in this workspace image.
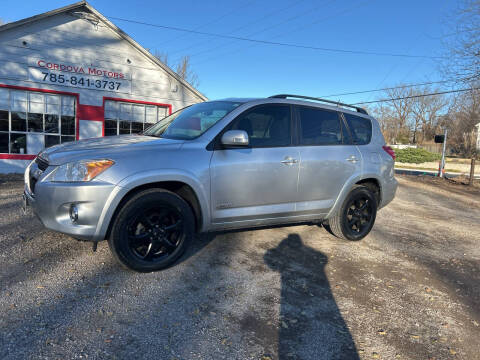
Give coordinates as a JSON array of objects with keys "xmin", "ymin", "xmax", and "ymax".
[{"xmin": 24, "ymin": 94, "xmax": 397, "ymax": 272}]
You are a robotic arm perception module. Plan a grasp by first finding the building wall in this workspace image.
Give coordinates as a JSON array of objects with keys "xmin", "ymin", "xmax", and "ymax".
[{"xmin": 0, "ymin": 9, "xmax": 205, "ymax": 173}]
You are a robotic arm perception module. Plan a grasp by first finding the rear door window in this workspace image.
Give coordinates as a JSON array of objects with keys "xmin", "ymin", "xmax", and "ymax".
[
  {"xmin": 343, "ymin": 113, "xmax": 372, "ymax": 145},
  {"xmin": 297, "ymin": 106, "xmax": 344, "ymax": 145}
]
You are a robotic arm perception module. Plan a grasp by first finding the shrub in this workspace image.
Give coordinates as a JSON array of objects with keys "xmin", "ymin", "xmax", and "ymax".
[{"xmin": 394, "ymin": 147, "xmax": 442, "ymax": 164}]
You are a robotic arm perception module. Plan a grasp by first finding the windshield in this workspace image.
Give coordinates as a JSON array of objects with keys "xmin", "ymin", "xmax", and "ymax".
[{"xmin": 143, "ymin": 101, "xmax": 242, "ymax": 140}]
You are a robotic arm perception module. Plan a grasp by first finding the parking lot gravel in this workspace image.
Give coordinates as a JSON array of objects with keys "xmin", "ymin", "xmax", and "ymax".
[{"xmin": 0, "ymin": 175, "xmax": 479, "ymax": 360}]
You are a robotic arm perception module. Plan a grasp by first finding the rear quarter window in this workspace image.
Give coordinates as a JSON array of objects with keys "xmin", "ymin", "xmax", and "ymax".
[{"xmin": 343, "ymin": 113, "xmax": 372, "ymax": 145}]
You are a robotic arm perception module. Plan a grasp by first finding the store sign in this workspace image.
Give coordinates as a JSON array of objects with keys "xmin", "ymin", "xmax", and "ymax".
[{"xmin": 28, "ymin": 59, "xmax": 131, "ymax": 93}]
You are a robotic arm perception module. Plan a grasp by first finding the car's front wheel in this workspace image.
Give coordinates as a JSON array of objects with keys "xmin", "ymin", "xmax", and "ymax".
[
  {"xmin": 324, "ymin": 185, "xmax": 377, "ymax": 241},
  {"xmin": 108, "ymin": 189, "xmax": 194, "ymax": 272}
]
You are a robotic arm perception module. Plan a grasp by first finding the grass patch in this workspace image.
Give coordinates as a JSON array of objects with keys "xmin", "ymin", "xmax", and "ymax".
[{"xmin": 395, "ymin": 148, "xmax": 441, "ymax": 164}]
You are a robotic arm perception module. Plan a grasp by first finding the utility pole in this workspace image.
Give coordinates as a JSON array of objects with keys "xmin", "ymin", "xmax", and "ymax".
[{"xmin": 439, "ymin": 129, "xmax": 448, "ymax": 178}]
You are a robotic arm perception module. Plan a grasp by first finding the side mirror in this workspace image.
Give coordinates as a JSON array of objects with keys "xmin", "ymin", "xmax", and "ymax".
[{"xmin": 221, "ymin": 130, "xmax": 249, "ymax": 147}]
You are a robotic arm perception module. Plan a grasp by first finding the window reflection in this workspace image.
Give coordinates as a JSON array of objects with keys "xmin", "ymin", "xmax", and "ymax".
[{"xmin": 0, "ymin": 89, "xmax": 76, "ymax": 154}]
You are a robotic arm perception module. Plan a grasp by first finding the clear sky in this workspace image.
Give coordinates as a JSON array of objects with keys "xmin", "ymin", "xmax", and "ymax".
[{"xmin": 1, "ymin": 0, "xmax": 459, "ymax": 104}]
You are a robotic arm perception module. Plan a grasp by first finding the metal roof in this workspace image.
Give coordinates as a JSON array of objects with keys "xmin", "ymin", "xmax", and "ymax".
[{"xmin": 0, "ymin": 1, "xmax": 208, "ymax": 101}]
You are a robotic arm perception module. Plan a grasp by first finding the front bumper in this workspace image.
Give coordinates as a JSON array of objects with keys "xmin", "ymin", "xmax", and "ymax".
[{"xmin": 25, "ymin": 179, "xmax": 117, "ymax": 242}]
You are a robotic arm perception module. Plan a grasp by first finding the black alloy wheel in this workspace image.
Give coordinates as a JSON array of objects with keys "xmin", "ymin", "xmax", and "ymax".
[
  {"xmin": 108, "ymin": 189, "xmax": 194, "ymax": 272},
  {"xmin": 324, "ymin": 185, "xmax": 377, "ymax": 241},
  {"xmin": 343, "ymin": 195, "xmax": 375, "ymax": 238},
  {"xmin": 127, "ymin": 206, "xmax": 184, "ymax": 261}
]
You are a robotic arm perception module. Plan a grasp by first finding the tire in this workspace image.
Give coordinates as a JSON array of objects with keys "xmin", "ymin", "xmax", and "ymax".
[
  {"xmin": 108, "ymin": 188, "xmax": 195, "ymax": 272},
  {"xmin": 324, "ymin": 185, "xmax": 377, "ymax": 241}
]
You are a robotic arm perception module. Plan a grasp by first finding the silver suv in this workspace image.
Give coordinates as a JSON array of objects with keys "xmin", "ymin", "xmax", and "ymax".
[{"xmin": 24, "ymin": 95, "xmax": 397, "ymax": 272}]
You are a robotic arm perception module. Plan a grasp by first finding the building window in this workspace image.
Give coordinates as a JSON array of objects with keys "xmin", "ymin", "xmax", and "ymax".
[
  {"xmin": 0, "ymin": 88, "xmax": 76, "ymax": 154},
  {"xmin": 104, "ymin": 100, "xmax": 169, "ymax": 136}
]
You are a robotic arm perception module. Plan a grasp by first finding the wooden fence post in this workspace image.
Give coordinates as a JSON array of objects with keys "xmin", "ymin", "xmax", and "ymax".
[{"xmin": 469, "ymin": 157, "xmax": 476, "ymax": 186}]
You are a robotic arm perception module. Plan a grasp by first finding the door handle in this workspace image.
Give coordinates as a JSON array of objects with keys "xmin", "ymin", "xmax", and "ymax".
[
  {"xmin": 281, "ymin": 156, "xmax": 298, "ymax": 165},
  {"xmin": 346, "ymin": 155, "xmax": 358, "ymax": 163}
]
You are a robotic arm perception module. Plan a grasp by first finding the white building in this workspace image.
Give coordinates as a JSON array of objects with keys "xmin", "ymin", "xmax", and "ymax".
[{"xmin": 0, "ymin": 1, "xmax": 207, "ymax": 173}]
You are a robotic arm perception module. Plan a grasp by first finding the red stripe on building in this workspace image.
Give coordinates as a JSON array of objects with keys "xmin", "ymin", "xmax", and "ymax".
[
  {"xmin": 77, "ymin": 104, "xmax": 104, "ymax": 121},
  {"xmin": 0, "ymin": 154, "xmax": 35, "ymax": 160}
]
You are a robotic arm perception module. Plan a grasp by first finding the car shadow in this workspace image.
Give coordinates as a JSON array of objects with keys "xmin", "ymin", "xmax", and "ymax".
[
  {"xmin": 172, "ymin": 231, "xmax": 218, "ymax": 266},
  {"xmin": 264, "ymin": 233, "xmax": 359, "ymax": 360}
]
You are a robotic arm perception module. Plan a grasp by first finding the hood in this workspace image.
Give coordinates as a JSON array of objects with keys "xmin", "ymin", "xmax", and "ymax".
[{"xmin": 39, "ymin": 135, "xmax": 184, "ymax": 165}]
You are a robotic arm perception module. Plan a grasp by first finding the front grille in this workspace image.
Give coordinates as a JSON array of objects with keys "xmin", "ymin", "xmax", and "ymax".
[{"xmin": 35, "ymin": 157, "xmax": 49, "ymax": 171}]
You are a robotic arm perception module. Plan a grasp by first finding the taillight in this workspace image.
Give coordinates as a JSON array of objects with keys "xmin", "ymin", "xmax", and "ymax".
[{"xmin": 382, "ymin": 145, "xmax": 396, "ymax": 160}]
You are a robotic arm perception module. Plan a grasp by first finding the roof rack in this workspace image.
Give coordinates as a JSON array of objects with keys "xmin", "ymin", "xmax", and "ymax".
[{"xmin": 269, "ymin": 94, "xmax": 368, "ymax": 115}]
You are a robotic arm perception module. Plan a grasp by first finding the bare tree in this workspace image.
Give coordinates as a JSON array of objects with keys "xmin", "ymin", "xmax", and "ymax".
[
  {"xmin": 443, "ymin": 0, "xmax": 480, "ymax": 83},
  {"xmin": 445, "ymin": 89, "xmax": 480, "ymax": 157},
  {"xmin": 370, "ymin": 85, "xmax": 450, "ymax": 144},
  {"xmin": 154, "ymin": 51, "xmax": 169, "ymax": 68},
  {"xmin": 384, "ymin": 86, "xmax": 415, "ymax": 144},
  {"xmin": 371, "ymin": 103, "xmax": 397, "ymax": 143},
  {"xmin": 410, "ymin": 87, "xmax": 448, "ymax": 143},
  {"xmin": 175, "ymin": 56, "xmax": 199, "ymax": 88},
  {"xmin": 410, "ymin": 92, "xmax": 423, "ymax": 144},
  {"xmin": 439, "ymin": 1, "xmax": 480, "ymax": 161},
  {"xmin": 153, "ymin": 51, "xmax": 200, "ymax": 88}
]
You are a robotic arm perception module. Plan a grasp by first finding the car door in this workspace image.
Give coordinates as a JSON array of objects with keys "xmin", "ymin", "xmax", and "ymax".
[
  {"xmin": 209, "ymin": 103, "xmax": 300, "ymax": 226},
  {"xmin": 295, "ymin": 105, "xmax": 362, "ymax": 215},
  {"xmin": 342, "ymin": 111, "xmax": 379, "ymax": 174}
]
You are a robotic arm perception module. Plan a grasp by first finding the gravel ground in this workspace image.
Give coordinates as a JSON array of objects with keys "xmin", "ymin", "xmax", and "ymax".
[{"xmin": 0, "ymin": 175, "xmax": 479, "ymax": 360}]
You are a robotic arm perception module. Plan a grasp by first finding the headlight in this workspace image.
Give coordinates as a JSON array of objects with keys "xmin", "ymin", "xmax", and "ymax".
[
  {"xmin": 49, "ymin": 159, "xmax": 114, "ymax": 182},
  {"xmin": 37, "ymin": 151, "xmax": 49, "ymax": 163}
]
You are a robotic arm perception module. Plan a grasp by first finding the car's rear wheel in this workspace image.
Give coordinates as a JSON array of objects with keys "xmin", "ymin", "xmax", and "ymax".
[
  {"xmin": 324, "ymin": 185, "xmax": 377, "ymax": 241},
  {"xmin": 108, "ymin": 189, "xmax": 194, "ymax": 272}
]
